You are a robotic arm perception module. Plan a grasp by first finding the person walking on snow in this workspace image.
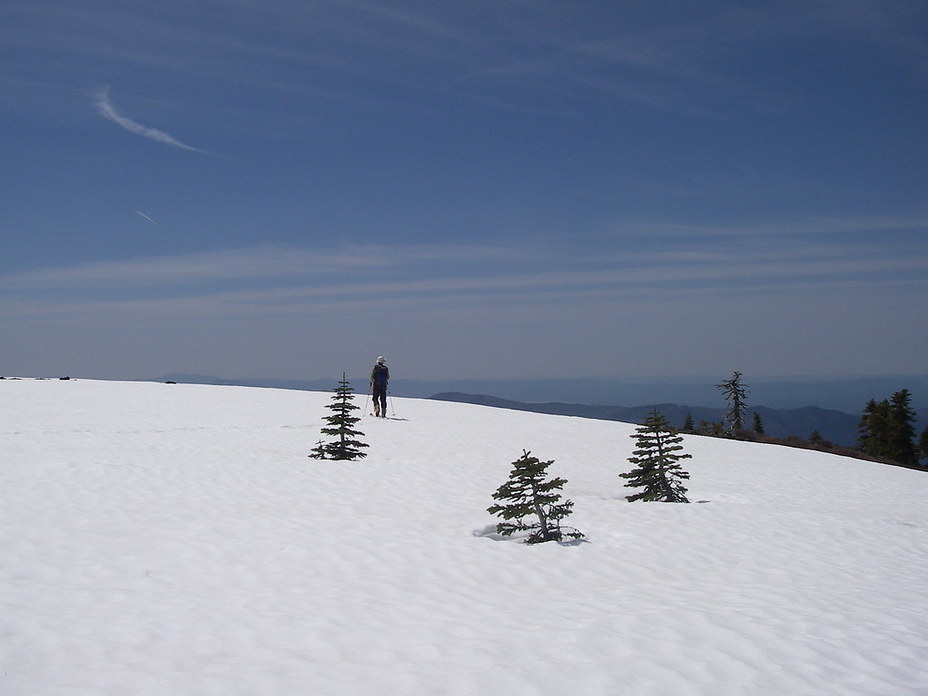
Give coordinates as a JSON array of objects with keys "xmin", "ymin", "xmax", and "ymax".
[{"xmin": 370, "ymin": 356, "xmax": 390, "ymax": 417}]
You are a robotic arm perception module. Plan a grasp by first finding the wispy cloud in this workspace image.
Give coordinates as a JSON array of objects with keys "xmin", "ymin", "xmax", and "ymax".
[
  {"xmin": 135, "ymin": 211, "xmax": 158, "ymax": 225},
  {"xmin": 597, "ymin": 214, "xmax": 928, "ymax": 242},
  {"xmin": 0, "ymin": 243, "xmax": 504, "ymax": 291},
  {"xmin": 93, "ymin": 85, "xmax": 207, "ymax": 154},
  {"xmin": 3, "ymin": 232, "xmax": 925, "ymax": 308}
]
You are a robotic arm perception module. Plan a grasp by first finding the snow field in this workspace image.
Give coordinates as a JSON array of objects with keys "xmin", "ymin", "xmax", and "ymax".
[{"xmin": 2, "ymin": 378, "xmax": 927, "ymax": 695}]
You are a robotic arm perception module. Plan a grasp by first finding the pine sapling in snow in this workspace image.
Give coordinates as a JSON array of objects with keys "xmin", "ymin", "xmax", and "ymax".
[
  {"xmin": 487, "ymin": 449, "xmax": 584, "ymax": 544},
  {"xmin": 621, "ymin": 409, "xmax": 691, "ymax": 503},
  {"xmin": 309, "ymin": 373, "xmax": 368, "ymax": 461}
]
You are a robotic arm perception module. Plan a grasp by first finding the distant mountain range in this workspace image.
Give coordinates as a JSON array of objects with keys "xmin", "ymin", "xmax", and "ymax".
[
  {"xmin": 429, "ymin": 392, "xmax": 868, "ymax": 447},
  {"xmin": 155, "ymin": 373, "xmax": 928, "ymax": 448}
]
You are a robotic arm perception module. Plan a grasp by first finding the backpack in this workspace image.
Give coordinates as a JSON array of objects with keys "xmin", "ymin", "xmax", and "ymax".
[{"xmin": 372, "ymin": 364, "xmax": 389, "ymax": 385}]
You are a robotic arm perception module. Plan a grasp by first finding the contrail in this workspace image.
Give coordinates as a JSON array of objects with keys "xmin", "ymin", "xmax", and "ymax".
[
  {"xmin": 93, "ymin": 85, "xmax": 207, "ymax": 154},
  {"xmin": 136, "ymin": 211, "xmax": 159, "ymax": 226}
]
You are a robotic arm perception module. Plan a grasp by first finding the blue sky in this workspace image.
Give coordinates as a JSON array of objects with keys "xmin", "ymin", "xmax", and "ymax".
[{"xmin": 3, "ymin": 1, "xmax": 927, "ymax": 382}]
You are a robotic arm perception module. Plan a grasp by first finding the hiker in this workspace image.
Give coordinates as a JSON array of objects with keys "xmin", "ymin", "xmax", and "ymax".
[{"xmin": 370, "ymin": 356, "xmax": 390, "ymax": 417}]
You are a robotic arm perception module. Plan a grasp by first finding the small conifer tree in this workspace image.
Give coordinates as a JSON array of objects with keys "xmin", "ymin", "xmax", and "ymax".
[
  {"xmin": 487, "ymin": 450, "xmax": 584, "ymax": 544},
  {"xmin": 621, "ymin": 409, "xmax": 691, "ymax": 503},
  {"xmin": 309, "ymin": 373, "xmax": 368, "ymax": 460}
]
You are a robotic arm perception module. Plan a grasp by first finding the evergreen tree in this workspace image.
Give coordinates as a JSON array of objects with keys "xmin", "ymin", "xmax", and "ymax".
[
  {"xmin": 857, "ymin": 398, "xmax": 889, "ymax": 455},
  {"xmin": 697, "ymin": 420, "xmax": 723, "ymax": 436},
  {"xmin": 620, "ymin": 409, "xmax": 691, "ymax": 503},
  {"xmin": 487, "ymin": 450, "xmax": 584, "ymax": 544},
  {"xmin": 682, "ymin": 412, "xmax": 695, "ymax": 433},
  {"xmin": 888, "ymin": 389, "xmax": 918, "ymax": 466},
  {"xmin": 716, "ymin": 370, "xmax": 749, "ymax": 433},
  {"xmin": 858, "ymin": 391, "xmax": 918, "ymax": 466},
  {"xmin": 309, "ymin": 373, "xmax": 368, "ymax": 460},
  {"xmin": 918, "ymin": 425, "xmax": 928, "ymax": 468},
  {"xmin": 753, "ymin": 411, "xmax": 765, "ymax": 435}
]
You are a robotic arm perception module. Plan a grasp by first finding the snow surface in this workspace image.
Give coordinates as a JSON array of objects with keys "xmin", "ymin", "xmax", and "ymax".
[{"xmin": 2, "ymin": 378, "xmax": 927, "ymax": 695}]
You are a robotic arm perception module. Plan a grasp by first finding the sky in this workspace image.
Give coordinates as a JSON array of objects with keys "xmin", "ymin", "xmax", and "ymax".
[{"xmin": 2, "ymin": 0, "xmax": 927, "ymax": 382}]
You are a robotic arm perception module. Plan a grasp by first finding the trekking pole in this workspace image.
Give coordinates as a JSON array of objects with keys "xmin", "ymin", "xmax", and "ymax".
[
  {"xmin": 389, "ymin": 392, "xmax": 396, "ymax": 418},
  {"xmin": 364, "ymin": 390, "xmax": 370, "ymax": 416}
]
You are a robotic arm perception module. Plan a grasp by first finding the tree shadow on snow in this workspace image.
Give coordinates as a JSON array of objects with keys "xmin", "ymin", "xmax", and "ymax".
[{"xmin": 472, "ymin": 524, "xmax": 590, "ymax": 546}]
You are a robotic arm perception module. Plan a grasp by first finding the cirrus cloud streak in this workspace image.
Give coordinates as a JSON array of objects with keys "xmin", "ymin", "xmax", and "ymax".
[{"xmin": 92, "ymin": 85, "xmax": 208, "ymax": 154}]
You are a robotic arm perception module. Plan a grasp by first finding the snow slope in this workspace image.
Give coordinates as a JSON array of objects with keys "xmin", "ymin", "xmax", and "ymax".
[{"xmin": 2, "ymin": 379, "xmax": 926, "ymax": 695}]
